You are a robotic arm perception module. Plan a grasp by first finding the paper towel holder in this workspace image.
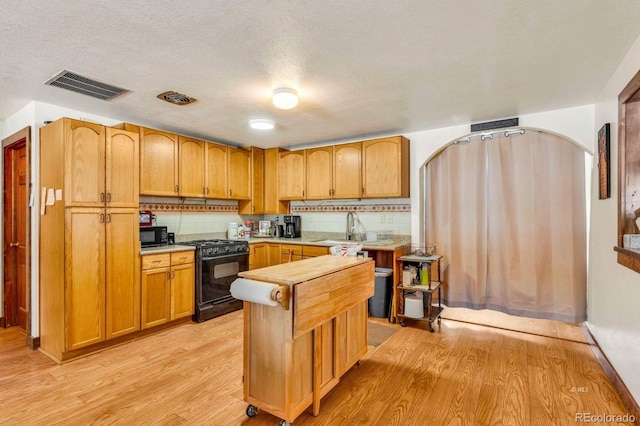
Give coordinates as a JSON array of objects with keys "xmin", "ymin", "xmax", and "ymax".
[{"xmin": 271, "ymin": 286, "xmax": 290, "ymax": 310}]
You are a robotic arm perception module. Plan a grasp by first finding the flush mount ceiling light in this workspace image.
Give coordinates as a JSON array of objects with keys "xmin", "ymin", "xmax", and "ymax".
[
  {"xmin": 249, "ymin": 119, "xmax": 275, "ymax": 130},
  {"xmin": 272, "ymin": 87, "xmax": 299, "ymax": 109}
]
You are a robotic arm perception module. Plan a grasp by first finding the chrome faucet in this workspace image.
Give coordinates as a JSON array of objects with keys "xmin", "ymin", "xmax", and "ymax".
[{"xmin": 346, "ymin": 211, "xmax": 356, "ymax": 241}]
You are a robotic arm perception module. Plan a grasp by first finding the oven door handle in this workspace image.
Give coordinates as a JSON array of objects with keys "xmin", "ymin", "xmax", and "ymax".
[{"xmin": 201, "ymin": 254, "xmax": 248, "ymax": 262}]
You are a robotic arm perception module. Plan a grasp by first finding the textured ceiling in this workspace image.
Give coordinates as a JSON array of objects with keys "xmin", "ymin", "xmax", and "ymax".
[{"xmin": 1, "ymin": 1, "xmax": 640, "ymax": 148}]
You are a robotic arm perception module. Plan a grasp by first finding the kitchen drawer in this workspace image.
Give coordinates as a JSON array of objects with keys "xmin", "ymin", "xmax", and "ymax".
[
  {"xmin": 280, "ymin": 244, "xmax": 303, "ymax": 256},
  {"xmin": 303, "ymin": 245, "xmax": 330, "ymax": 257},
  {"xmin": 142, "ymin": 253, "xmax": 171, "ymax": 270},
  {"xmin": 171, "ymin": 251, "xmax": 194, "ymax": 265}
]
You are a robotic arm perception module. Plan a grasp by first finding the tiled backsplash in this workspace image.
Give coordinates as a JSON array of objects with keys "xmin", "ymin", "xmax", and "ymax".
[{"xmin": 141, "ymin": 197, "xmax": 411, "ymax": 239}]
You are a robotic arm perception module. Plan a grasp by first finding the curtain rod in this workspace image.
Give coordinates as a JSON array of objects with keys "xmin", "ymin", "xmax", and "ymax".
[{"xmin": 454, "ymin": 128, "xmax": 526, "ymax": 144}]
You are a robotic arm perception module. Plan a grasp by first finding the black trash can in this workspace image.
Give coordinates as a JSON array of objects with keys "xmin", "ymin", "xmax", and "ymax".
[{"xmin": 369, "ymin": 267, "xmax": 393, "ymax": 318}]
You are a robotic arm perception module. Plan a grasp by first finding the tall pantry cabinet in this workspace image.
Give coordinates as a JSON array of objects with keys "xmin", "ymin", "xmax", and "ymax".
[{"xmin": 39, "ymin": 118, "xmax": 141, "ymax": 362}]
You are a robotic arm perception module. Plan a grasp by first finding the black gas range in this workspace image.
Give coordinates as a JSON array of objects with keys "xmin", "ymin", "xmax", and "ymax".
[{"xmin": 182, "ymin": 239, "xmax": 249, "ymax": 322}]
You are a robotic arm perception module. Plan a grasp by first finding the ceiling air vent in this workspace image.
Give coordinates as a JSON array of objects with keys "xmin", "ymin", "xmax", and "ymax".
[
  {"xmin": 44, "ymin": 70, "xmax": 130, "ymax": 101},
  {"xmin": 157, "ymin": 91, "xmax": 198, "ymax": 106}
]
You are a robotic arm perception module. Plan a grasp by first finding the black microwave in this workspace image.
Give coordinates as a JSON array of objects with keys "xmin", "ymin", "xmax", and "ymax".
[{"xmin": 140, "ymin": 226, "xmax": 168, "ymax": 247}]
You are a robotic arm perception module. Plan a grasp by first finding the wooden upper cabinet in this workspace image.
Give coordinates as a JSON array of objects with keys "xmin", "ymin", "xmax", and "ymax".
[
  {"xmin": 362, "ymin": 136, "xmax": 410, "ymax": 198},
  {"xmin": 64, "ymin": 119, "xmax": 105, "ymax": 207},
  {"xmin": 305, "ymin": 147, "xmax": 333, "ymax": 200},
  {"xmin": 178, "ymin": 136, "xmax": 205, "ymax": 197},
  {"xmin": 140, "ymin": 127, "xmax": 179, "ymax": 196},
  {"xmin": 105, "ymin": 128, "xmax": 139, "ymax": 208},
  {"xmin": 239, "ymin": 147, "xmax": 265, "ymax": 214},
  {"xmin": 333, "ymin": 142, "xmax": 362, "ymax": 199},
  {"xmin": 279, "ymin": 151, "xmax": 306, "ymax": 200},
  {"xmin": 205, "ymin": 143, "xmax": 228, "ymax": 199},
  {"xmin": 264, "ymin": 148, "xmax": 289, "ymax": 214},
  {"xmin": 228, "ymin": 147, "xmax": 251, "ymax": 200}
]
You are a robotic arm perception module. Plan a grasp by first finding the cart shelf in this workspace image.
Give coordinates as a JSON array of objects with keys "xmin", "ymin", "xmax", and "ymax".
[{"xmin": 394, "ymin": 254, "xmax": 446, "ymax": 332}]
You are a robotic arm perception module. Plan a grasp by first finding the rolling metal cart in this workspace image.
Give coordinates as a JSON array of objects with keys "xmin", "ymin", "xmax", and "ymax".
[{"xmin": 394, "ymin": 254, "xmax": 445, "ymax": 332}]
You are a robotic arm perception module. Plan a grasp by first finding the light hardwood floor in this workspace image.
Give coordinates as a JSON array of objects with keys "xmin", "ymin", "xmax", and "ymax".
[{"xmin": 1, "ymin": 310, "xmax": 636, "ymax": 425}]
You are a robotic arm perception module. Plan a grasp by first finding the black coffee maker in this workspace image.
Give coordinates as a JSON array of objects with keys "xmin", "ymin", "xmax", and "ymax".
[{"xmin": 283, "ymin": 215, "xmax": 301, "ymax": 238}]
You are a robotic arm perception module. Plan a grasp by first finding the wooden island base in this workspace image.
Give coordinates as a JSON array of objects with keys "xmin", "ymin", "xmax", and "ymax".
[{"xmin": 236, "ymin": 255, "xmax": 374, "ymax": 425}]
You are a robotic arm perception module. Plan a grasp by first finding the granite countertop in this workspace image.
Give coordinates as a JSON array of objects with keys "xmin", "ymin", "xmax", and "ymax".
[
  {"xmin": 140, "ymin": 244, "xmax": 196, "ymax": 255},
  {"xmin": 246, "ymin": 236, "xmax": 410, "ymax": 251}
]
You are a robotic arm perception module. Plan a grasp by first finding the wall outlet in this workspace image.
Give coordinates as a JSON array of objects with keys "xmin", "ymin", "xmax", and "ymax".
[
  {"xmin": 380, "ymin": 214, "xmax": 385, "ymax": 223},
  {"xmin": 386, "ymin": 214, "xmax": 393, "ymax": 224}
]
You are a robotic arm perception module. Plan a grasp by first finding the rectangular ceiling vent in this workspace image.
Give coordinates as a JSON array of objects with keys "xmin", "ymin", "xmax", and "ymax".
[{"xmin": 44, "ymin": 70, "xmax": 130, "ymax": 101}]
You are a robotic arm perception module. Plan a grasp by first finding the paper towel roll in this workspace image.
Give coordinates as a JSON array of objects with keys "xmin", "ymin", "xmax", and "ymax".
[{"xmin": 230, "ymin": 278, "xmax": 280, "ymax": 306}]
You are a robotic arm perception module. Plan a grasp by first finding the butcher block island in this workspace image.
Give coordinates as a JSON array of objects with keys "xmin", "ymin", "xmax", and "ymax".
[{"xmin": 233, "ymin": 255, "xmax": 374, "ymax": 425}]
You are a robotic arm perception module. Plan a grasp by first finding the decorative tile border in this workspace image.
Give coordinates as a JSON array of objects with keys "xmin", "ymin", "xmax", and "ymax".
[
  {"xmin": 140, "ymin": 203, "xmax": 238, "ymax": 213},
  {"xmin": 291, "ymin": 203, "xmax": 411, "ymax": 213}
]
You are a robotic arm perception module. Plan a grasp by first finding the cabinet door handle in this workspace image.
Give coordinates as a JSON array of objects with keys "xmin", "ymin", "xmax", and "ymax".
[
  {"xmin": 106, "ymin": 193, "xmax": 111, "ymax": 203},
  {"xmin": 175, "ymin": 185, "xmax": 179, "ymax": 193},
  {"xmin": 206, "ymin": 187, "xmax": 210, "ymax": 195},
  {"xmin": 167, "ymin": 271, "xmax": 171, "ymax": 280},
  {"xmin": 100, "ymin": 213, "xmax": 105, "ymax": 223},
  {"xmin": 203, "ymin": 186, "xmax": 206, "ymax": 194},
  {"xmin": 361, "ymin": 187, "xmax": 365, "ymax": 196},
  {"xmin": 172, "ymin": 271, "xmax": 176, "ymax": 279},
  {"xmin": 100, "ymin": 192, "xmax": 105, "ymax": 203},
  {"xmin": 107, "ymin": 213, "xmax": 111, "ymax": 223},
  {"xmin": 229, "ymin": 189, "xmax": 232, "ymax": 197},
  {"xmin": 152, "ymin": 260, "xmax": 161, "ymax": 264}
]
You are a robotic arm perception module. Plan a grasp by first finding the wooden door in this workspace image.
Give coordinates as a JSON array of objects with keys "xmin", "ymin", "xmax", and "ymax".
[
  {"xmin": 105, "ymin": 208, "xmax": 140, "ymax": 339},
  {"xmin": 278, "ymin": 151, "xmax": 305, "ymax": 199},
  {"xmin": 337, "ymin": 302, "xmax": 368, "ymax": 375},
  {"xmin": 179, "ymin": 136, "xmax": 205, "ymax": 197},
  {"xmin": 139, "ymin": 127, "xmax": 179, "ymax": 196},
  {"xmin": 105, "ymin": 127, "xmax": 139, "ymax": 207},
  {"xmin": 3, "ymin": 137, "xmax": 28, "ymax": 330},
  {"xmin": 333, "ymin": 143, "xmax": 362, "ymax": 199},
  {"xmin": 65, "ymin": 208, "xmax": 105, "ymax": 350},
  {"xmin": 64, "ymin": 119, "xmax": 105, "ymax": 207},
  {"xmin": 141, "ymin": 267, "xmax": 171, "ymax": 329},
  {"xmin": 171, "ymin": 263, "xmax": 195, "ymax": 320},
  {"xmin": 228, "ymin": 147, "xmax": 251, "ymax": 199},
  {"xmin": 305, "ymin": 147, "xmax": 333, "ymax": 200},
  {"xmin": 362, "ymin": 136, "xmax": 409, "ymax": 198},
  {"xmin": 205, "ymin": 142, "xmax": 228, "ymax": 199}
]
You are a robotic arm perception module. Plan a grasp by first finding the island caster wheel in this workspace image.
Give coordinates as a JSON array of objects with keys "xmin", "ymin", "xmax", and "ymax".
[
  {"xmin": 246, "ymin": 404, "xmax": 258, "ymax": 417},
  {"xmin": 438, "ymin": 317, "xmax": 442, "ymax": 325},
  {"xmin": 429, "ymin": 325, "xmax": 434, "ymax": 333},
  {"xmin": 279, "ymin": 420, "xmax": 291, "ymax": 426},
  {"xmin": 356, "ymin": 359, "xmax": 361, "ymax": 366},
  {"xmin": 400, "ymin": 321, "xmax": 406, "ymax": 327}
]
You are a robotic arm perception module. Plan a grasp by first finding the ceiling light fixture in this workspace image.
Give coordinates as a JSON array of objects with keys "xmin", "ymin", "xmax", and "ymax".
[
  {"xmin": 249, "ymin": 119, "xmax": 275, "ymax": 130},
  {"xmin": 272, "ymin": 88, "xmax": 299, "ymax": 109}
]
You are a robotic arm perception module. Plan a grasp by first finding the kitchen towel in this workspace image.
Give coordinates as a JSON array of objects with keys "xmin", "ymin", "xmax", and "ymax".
[{"xmin": 230, "ymin": 278, "xmax": 279, "ymax": 306}]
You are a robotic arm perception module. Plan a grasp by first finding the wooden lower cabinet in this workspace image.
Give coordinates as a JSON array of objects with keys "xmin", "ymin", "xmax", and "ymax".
[
  {"xmin": 267, "ymin": 243, "xmax": 281, "ymax": 266},
  {"xmin": 141, "ymin": 251, "xmax": 194, "ymax": 329},
  {"xmin": 249, "ymin": 242, "xmax": 268, "ymax": 270},
  {"xmin": 281, "ymin": 244, "xmax": 303, "ymax": 263}
]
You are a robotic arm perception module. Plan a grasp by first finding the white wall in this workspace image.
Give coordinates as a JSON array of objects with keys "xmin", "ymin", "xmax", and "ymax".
[
  {"xmin": 589, "ymin": 34, "xmax": 640, "ymax": 403},
  {"xmin": 405, "ymin": 104, "xmax": 595, "ymax": 246}
]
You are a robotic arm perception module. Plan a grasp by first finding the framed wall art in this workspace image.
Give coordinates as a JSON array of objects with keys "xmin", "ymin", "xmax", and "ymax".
[{"xmin": 598, "ymin": 123, "xmax": 611, "ymax": 199}]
